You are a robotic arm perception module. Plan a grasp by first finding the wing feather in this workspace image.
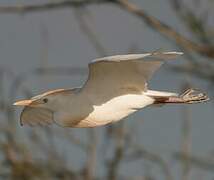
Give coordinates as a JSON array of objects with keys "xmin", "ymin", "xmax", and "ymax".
[
  {"xmin": 20, "ymin": 107, "xmax": 54, "ymax": 126},
  {"xmin": 82, "ymin": 52, "xmax": 182, "ymax": 102}
]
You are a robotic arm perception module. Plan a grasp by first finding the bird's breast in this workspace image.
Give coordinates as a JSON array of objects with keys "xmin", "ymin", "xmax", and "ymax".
[{"xmin": 76, "ymin": 93, "xmax": 154, "ymax": 127}]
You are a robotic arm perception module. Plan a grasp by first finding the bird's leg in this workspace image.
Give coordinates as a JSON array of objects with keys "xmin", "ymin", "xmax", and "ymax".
[{"xmin": 154, "ymin": 89, "xmax": 209, "ymax": 104}]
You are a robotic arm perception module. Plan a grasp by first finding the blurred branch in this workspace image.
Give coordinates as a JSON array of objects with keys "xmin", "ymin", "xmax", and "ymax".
[
  {"xmin": 180, "ymin": 83, "xmax": 192, "ymax": 180},
  {"xmin": 0, "ymin": 0, "xmax": 110, "ymax": 14},
  {"xmin": 1, "ymin": 0, "xmax": 214, "ymax": 59},
  {"xmin": 74, "ymin": 8, "xmax": 107, "ymax": 56},
  {"xmin": 116, "ymin": 0, "xmax": 214, "ymax": 58},
  {"xmin": 169, "ymin": 47, "xmax": 214, "ymax": 84},
  {"xmin": 107, "ymin": 123, "xmax": 126, "ymax": 180},
  {"xmin": 84, "ymin": 129, "xmax": 97, "ymax": 180},
  {"xmin": 171, "ymin": 65, "xmax": 214, "ymax": 83},
  {"xmin": 125, "ymin": 144, "xmax": 173, "ymax": 180},
  {"xmin": 170, "ymin": 0, "xmax": 212, "ymax": 44},
  {"xmin": 174, "ymin": 152, "xmax": 214, "ymax": 171},
  {"xmin": 62, "ymin": 130, "xmax": 88, "ymax": 150}
]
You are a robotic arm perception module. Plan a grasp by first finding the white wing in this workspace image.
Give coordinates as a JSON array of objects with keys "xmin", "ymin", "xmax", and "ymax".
[
  {"xmin": 20, "ymin": 107, "xmax": 54, "ymax": 126},
  {"xmin": 82, "ymin": 51, "xmax": 182, "ymax": 103}
]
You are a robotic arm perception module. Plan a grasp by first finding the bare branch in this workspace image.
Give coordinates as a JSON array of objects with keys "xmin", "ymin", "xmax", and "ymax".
[
  {"xmin": 174, "ymin": 152, "xmax": 214, "ymax": 171},
  {"xmin": 124, "ymin": 144, "xmax": 173, "ymax": 180},
  {"xmin": 180, "ymin": 83, "xmax": 192, "ymax": 180},
  {"xmin": 1, "ymin": 0, "xmax": 214, "ymax": 58},
  {"xmin": 107, "ymin": 123, "xmax": 126, "ymax": 180},
  {"xmin": 116, "ymin": 0, "xmax": 214, "ymax": 58},
  {"xmin": 0, "ymin": 0, "xmax": 110, "ymax": 14},
  {"xmin": 84, "ymin": 129, "xmax": 98, "ymax": 180},
  {"xmin": 170, "ymin": 0, "xmax": 212, "ymax": 44}
]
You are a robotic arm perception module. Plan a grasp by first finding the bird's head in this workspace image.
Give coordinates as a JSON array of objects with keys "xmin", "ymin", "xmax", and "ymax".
[
  {"xmin": 13, "ymin": 89, "xmax": 78, "ymax": 126},
  {"xmin": 13, "ymin": 89, "xmax": 69, "ymax": 111}
]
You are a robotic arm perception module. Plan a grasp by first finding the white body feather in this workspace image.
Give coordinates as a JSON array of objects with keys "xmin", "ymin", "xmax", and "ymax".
[{"xmin": 69, "ymin": 93, "xmax": 154, "ymax": 127}]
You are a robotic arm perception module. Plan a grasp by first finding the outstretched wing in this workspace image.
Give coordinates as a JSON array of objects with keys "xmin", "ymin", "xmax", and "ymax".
[
  {"xmin": 82, "ymin": 52, "xmax": 182, "ymax": 103},
  {"xmin": 20, "ymin": 107, "xmax": 54, "ymax": 126}
]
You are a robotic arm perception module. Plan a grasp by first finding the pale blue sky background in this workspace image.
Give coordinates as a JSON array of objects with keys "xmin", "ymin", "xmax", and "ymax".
[{"xmin": 0, "ymin": 0, "xmax": 213, "ymax": 179}]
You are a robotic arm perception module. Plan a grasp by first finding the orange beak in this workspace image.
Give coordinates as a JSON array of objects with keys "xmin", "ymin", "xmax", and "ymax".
[{"xmin": 13, "ymin": 99, "xmax": 34, "ymax": 106}]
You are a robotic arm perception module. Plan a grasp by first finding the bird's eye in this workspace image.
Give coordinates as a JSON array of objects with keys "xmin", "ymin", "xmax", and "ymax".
[{"xmin": 43, "ymin": 98, "xmax": 48, "ymax": 103}]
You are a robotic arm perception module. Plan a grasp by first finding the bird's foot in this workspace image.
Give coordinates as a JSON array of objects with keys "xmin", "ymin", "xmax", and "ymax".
[{"xmin": 179, "ymin": 89, "xmax": 209, "ymax": 104}]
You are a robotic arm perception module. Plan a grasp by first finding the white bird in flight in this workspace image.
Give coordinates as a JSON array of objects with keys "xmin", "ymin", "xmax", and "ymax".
[{"xmin": 14, "ymin": 51, "xmax": 208, "ymax": 128}]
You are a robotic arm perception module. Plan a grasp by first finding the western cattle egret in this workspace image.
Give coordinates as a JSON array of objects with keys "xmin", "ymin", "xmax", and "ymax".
[{"xmin": 13, "ymin": 51, "xmax": 209, "ymax": 128}]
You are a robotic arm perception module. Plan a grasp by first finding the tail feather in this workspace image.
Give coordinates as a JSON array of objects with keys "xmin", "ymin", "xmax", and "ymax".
[{"xmin": 145, "ymin": 90, "xmax": 178, "ymax": 97}]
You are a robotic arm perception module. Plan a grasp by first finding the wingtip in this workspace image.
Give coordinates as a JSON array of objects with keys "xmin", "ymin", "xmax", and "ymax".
[
  {"xmin": 164, "ymin": 51, "xmax": 184, "ymax": 55},
  {"xmin": 147, "ymin": 51, "xmax": 183, "ymax": 61}
]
